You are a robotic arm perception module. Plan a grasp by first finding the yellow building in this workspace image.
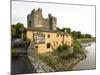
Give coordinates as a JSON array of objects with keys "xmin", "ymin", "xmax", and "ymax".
[
  {"xmin": 26, "ymin": 8, "xmax": 73, "ymax": 53},
  {"xmin": 26, "ymin": 28, "xmax": 73, "ymax": 53}
]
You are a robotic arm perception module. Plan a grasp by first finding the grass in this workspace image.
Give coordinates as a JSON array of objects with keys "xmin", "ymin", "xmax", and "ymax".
[
  {"xmin": 38, "ymin": 52, "xmax": 63, "ymax": 70},
  {"xmin": 37, "ymin": 52, "xmax": 81, "ymax": 71},
  {"xmin": 77, "ymin": 38, "xmax": 95, "ymax": 43}
]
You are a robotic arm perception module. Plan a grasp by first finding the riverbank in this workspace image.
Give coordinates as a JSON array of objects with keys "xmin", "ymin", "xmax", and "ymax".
[
  {"xmin": 72, "ymin": 42, "xmax": 96, "ymax": 70},
  {"xmin": 37, "ymin": 51, "xmax": 86, "ymax": 71},
  {"xmin": 28, "ymin": 51, "xmax": 86, "ymax": 72},
  {"xmin": 27, "ymin": 39, "xmax": 87, "ymax": 72},
  {"xmin": 27, "ymin": 41, "xmax": 95, "ymax": 73},
  {"xmin": 77, "ymin": 38, "xmax": 95, "ymax": 43}
]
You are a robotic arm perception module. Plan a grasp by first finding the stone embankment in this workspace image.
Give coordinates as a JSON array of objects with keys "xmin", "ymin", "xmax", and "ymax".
[
  {"xmin": 28, "ymin": 56, "xmax": 54, "ymax": 73},
  {"xmin": 27, "ymin": 42, "xmax": 54, "ymax": 73}
]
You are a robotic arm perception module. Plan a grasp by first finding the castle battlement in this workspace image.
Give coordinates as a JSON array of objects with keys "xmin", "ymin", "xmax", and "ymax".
[{"xmin": 27, "ymin": 8, "xmax": 57, "ymax": 31}]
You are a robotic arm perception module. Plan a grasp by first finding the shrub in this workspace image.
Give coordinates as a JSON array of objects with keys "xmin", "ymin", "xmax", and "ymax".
[
  {"xmin": 73, "ymin": 40, "xmax": 84, "ymax": 54},
  {"xmin": 56, "ymin": 44, "xmax": 69, "ymax": 52},
  {"xmin": 54, "ymin": 39, "xmax": 84, "ymax": 60},
  {"xmin": 54, "ymin": 44, "xmax": 73, "ymax": 60}
]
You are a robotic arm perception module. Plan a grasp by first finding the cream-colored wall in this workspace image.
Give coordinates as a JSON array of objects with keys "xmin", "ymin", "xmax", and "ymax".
[
  {"xmin": 56, "ymin": 34, "xmax": 63, "ymax": 47},
  {"xmin": 64, "ymin": 35, "xmax": 73, "ymax": 46},
  {"xmin": 26, "ymin": 30, "xmax": 73, "ymax": 53},
  {"xmin": 26, "ymin": 31, "xmax": 33, "ymax": 41},
  {"xmin": 34, "ymin": 31, "xmax": 57, "ymax": 53}
]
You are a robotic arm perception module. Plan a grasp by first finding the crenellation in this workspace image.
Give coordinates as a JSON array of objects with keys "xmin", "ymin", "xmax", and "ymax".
[{"xmin": 27, "ymin": 8, "xmax": 57, "ymax": 31}]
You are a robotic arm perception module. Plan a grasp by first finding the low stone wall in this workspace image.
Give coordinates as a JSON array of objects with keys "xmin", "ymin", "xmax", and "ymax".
[
  {"xmin": 28, "ymin": 56, "xmax": 54, "ymax": 73},
  {"xmin": 27, "ymin": 41, "xmax": 54, "ymax": 73}
]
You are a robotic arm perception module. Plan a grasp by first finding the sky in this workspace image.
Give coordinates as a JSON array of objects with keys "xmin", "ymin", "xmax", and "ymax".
[{"xmin": 12, "ymin": 1, "xmax": 95, "ymax": 37}]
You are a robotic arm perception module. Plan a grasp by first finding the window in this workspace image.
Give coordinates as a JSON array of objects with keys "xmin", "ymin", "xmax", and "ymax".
[
  {"xmin": 56, "ymin": 41, "xmax": 58, "ymax": 44},
  {"xmin": 35, "ymin": 46, "xmax": 38, "ymax": 48},
  {"xmin": 57, "ymin": 34, "xmax": 59, "ymax": 37},
  {"xmin": 47, "ymin": 43, "xmax": 50, "ymax": 48},
  {"xmin": 66, "ymin": 34, "xmax": 68, "ymax": 37},
  {"xmin": 48, "ymin": 34, "xmax": 50, "ymax": 38},
  {"xmin": 65, "ymin": 41, "xmax": 67, "ymax": 44},
  {"xmin": 61, "ymin": 34, "xmax": 63, "ymax": 37},
  {"xmin": 53, "ymin": 41, "xmax": 55, "ymax": 47},
  {"xmin": 61, "ymin": 41, "xmax": 63, "ymax": 44},
  {"xmin": 68, "ymin": 41, "xmax": 70, "ymax": 45},
  {"xmin": 29, "ymin": 21, "xmax": 31, "ymax": 27}
]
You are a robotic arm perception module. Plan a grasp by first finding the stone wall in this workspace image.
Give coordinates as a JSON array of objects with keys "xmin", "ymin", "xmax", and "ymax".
[
  {"xmin": 28, "ymin": 56, "xmax": 54, "ymax": 73},
  {"xmin": 27, "ymin": 41, "xmax": 55, "ymax": 73}
]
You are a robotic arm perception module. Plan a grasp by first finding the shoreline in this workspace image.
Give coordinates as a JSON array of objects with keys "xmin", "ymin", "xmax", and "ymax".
[
  {"xmin": 60, "ymin": 54, "xmax": 86, "ymax": 71},
  {"xmin": 27, "ymin": 41, "xmax": 89, "ymax": 72},
  {"xmin": 67, "ymin": 42, "xmax": 94, "ymax": 70},
  {"xmin": 67, "ymin": 57, "xmax": 83, "ymax": 70}
]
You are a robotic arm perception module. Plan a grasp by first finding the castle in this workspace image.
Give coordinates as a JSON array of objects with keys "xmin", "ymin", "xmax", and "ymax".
[
  {"xmin": 27, "ymin": 8, "xmax": 57, "ymax": 31},
  {"xmin": 26, "ymin": 8, "xmax": 73, "ymax": 53}
]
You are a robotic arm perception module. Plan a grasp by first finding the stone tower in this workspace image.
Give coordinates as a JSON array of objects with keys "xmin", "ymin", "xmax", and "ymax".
[
  {"xmin": 48, "ymin": 14, "xmax": 57, "ymax": 30},
  {"xmin": 27, "ymin": 8, "xmax": 57, "ymax": 31}
]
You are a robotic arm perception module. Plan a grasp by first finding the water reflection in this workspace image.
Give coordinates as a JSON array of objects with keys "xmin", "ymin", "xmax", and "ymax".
[
  {"xmin": 11, "ymin": 55, "xmax": 33, "ymax": 75},
  {"xmin": 73, "ymin": 42, "xmax": 96, "ymax": 70}
]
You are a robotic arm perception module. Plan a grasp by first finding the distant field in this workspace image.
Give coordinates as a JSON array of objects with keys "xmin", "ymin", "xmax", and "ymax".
[{"xmin": 77, "ymin": 38, "xmax": 96, "ymax": 43}]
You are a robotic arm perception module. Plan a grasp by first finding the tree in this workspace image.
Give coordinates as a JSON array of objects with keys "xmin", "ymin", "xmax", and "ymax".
[
  {"xmin": 11, "ymin": 25, "xmax": 16, "ymax": 38},
  {"xmin": 71, "ymin": 31, "xmax": 77, "ymax": 39},
  {"xmin": 81, "ymin": 34, "xmax": 85, "ymax": 38},
  {"xmin": 64, "ymin": 28, "xmax": 71, "ymax": 34},
  {"xmin": 76, "ymin": 31, "xmax": 81, "ymax": 38},
  {"xmin": 15, "ymin": 23, "xmax": 24, "ymax": 38},
  {"xmin": 14, "ymin": 23, "xmax": 24, "ymax": 30},
  {"xmin": 57, "ymin": 27, "xmax": 71, "ymax": 34},
  {"xmin": 11, "ymin": 23, "xmax": 25, "ymax": 39},
  {"xmin": 84, "ymin": 34, "xmax": 92, "ymax": 38},
  {"xmin": 53, "ymin": 26, "xmax": 92, "ymax": 39}
]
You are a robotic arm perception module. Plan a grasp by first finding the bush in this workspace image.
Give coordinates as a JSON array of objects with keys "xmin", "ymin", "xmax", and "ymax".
[
  {"xmin": 54, "ymin": 40, "xmax": 84, "ymax": 60},
  {"xmin": 73, "ymin": 40, "xmax": 84, "ymax": 54},
  {"xmin": 56, "ymin": 44, "xmax": 69, "ymax": 52},
  {"xmin": 53, "ymin": 44, "xmax": 73, "ymax": 60}
]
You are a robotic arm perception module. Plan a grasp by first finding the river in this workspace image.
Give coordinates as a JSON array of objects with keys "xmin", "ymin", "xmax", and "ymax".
[
  {"xmin": 73, "ymin": 42, "xmax": 96, "ymax": 70},
  {"xmin": 11, "ymin": 54, "xmax": 33, "ymax": 75},
  {"xmin": 11, "ymin": 43, "xmax": 96, "ymax": 74}
]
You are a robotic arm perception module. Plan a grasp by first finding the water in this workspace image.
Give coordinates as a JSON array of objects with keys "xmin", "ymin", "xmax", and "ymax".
[
  {"xmin": 11, "ymin": 55, "xmax": 33, "ymax": 75},
  {"xmin": 73, "ymin": 42, "xmax": 96, "ymax": 70}
]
